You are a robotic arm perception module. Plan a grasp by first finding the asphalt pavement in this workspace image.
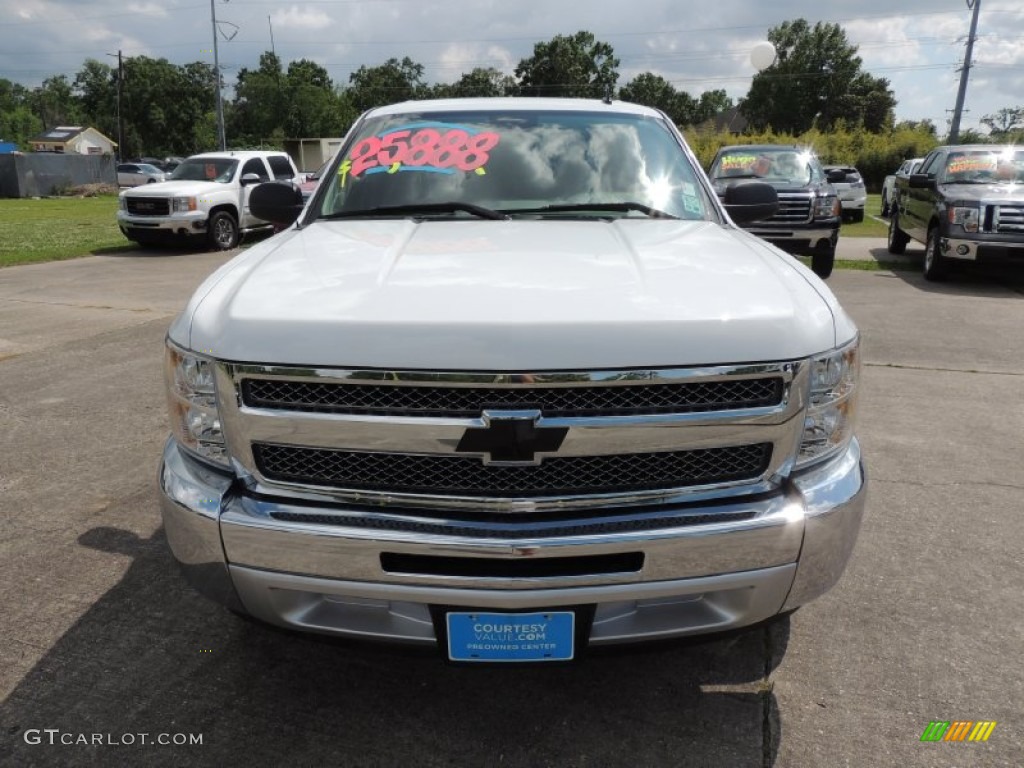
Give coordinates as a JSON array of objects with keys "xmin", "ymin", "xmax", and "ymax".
[{"xmin": 0, "ymin": 242, "xmax": 1022, "ymax": 767}]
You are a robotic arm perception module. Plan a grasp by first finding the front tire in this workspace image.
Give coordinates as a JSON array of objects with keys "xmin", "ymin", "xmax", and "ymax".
[
  {"xmin": 207, "ymin": 211, "xmax": 239, "ymax": 251},
  {"xmin": 850, "ymin": 209, "xmax": 864, "ymax": 223},
  {"xmin": 811, "ymin": 242, "xmax": 835, "ymax": 279},
  {"xmin": 923, "ymin": 227, "xmax": 949, "ymax": 282},
  {"xmin": 881, "ymin": 192, "xmax": 889, "ymax": 217},
  {"xmin": 887, "ymin": 214, "xmax": 909, "ymax": 254}
]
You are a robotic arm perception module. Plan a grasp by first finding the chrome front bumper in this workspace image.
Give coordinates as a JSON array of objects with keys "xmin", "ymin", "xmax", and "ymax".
[
  {"xmin": 117, "ymin": 210, "xmax": 207, "ymax": 233},
  {"xmin": 159, "ymin": 438, "xmax": 867, "ymax": 646},
  {"xmin": 941, "ymin": 236, "xmax": 1024, "ymax": 262}
]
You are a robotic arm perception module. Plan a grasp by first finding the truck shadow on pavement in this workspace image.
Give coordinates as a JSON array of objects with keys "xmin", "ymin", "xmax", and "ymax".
[
  {"xmin": 866, "ymin": 246, "xmax": 1024, "ymax": 297},
  {"xmin": 1, "ymin": 525, "xmax": 789, "ymax": 768}
]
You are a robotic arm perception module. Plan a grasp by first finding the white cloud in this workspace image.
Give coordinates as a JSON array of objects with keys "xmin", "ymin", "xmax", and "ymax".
[
  {"xmin": 126, "ymin": 2, "xmax": 166, "ymax": 19},
  {"xmin": 271, "ymin": 7, "xmax": 333, "ymax": 31}
]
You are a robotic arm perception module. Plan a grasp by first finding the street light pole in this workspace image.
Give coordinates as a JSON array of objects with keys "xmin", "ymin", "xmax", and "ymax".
[
  {"xmin": 211, "ymin": 0, "xmax": 227, "ymax": 151},
  {"xmin": 949, "ymin": 0, "xmax": 981, "ymax": 144}
]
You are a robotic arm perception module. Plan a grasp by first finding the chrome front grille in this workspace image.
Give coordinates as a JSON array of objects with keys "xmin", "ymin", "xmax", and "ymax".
[
  {"xmin": 994, "ymin": 205, "xmax": 1024, "ymax": 233},
  {"xmin": 253, "ymin": 442, "xmax": 773, "ymax": 498},
  {"xmin": 769, "ymin": 193, "xmax": 813, "ymax": 223},
  {"xmin": 241, "ymin": 376, "xmax": 784, "ymax": 417},
  {"xmin": 216, "ymin": 362, "xmax": 807, "ymax": 512},
  {"xmin": 126, "ymin": 197, "xmax": 170, "ymax": 216}
]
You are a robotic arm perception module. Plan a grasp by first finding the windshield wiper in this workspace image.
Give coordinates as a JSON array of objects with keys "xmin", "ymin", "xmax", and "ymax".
[
  {"xmin": 320, "ymin": 202, "xmax": 508, "ymax": 221},
  {"xmin": 503, "ymin": 202, "xmax": 678, "ymax": 219},
  {"xmin": 713, "ymin": 173, "xmax": 762, "ymax": 180}
]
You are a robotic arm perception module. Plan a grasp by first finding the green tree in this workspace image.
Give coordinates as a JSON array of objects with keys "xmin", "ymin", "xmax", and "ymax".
[
  {"xmin": 741, "ymin": 19, "xmax": 895, "ymax": 133},
  {"xmin": 74, "ymin": 59, "xmax": 116, "ymax": 133},
  {"xmin": 894, "ymin": 119, "xmax": 937, "ymax": 137},
  {"xmin": 694, "ymin": 89, "xmax": 734, "ymax": 125},
  {"xmin": 981, "ymin": 107, "xmax": 1023, "ymax": 140},
  {"xmin": 433, "ymin": 67, "xmax": 516, "ymax": 98},
  {"xmin": 29, "ymin": 75, "xmax": 82, "ymax": 129},
  {"xmin": 346, "ymin": 57, "xmax": 427, "ymax": 114},
  {"xmin": 230, "ymin": 52, "xmax": 288, "ymax": 144},
  {"xmin": 284, "ymin": 59, "xmax": 351, "ymax": 138},
  {"xmin": 515, "ymin": 31, "xmax": 619, "ymax": 98},
  {"xmin": 0, "ymin": 78, "xmax": 42, "ymax": 148},
  {"xmin": 618, "ymin": 73, "xmax": 696, "ymax": 125},
  {"xmin": 117, "ymin": 56, "xmax": 217, "ymax": 156}
]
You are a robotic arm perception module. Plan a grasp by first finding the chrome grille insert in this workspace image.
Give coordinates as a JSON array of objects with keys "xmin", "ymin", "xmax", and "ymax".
[
  {"xmin": 994, "ymin": 205, "xmax": 1024, "ymax": 233},
  {"xmin": 768, "ymin": 192, "xmax": 813, "ymax": 223},
  {"xmin": 217, "ymin": 362, "xmax": 805, "ymax": 512},
  {"xmin": 241, "ymin": 377, "xmax": 784, "ymax": 417},
  {"xmin": 252, "ymin": 442, "xmax": 773, "ymax": 498}
]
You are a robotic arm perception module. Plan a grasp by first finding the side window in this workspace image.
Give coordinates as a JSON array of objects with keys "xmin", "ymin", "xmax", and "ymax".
[
  {"xmin": 241, "ymin": 158, "xmax": 268, "ymax": 180},
  {"xmin": 267, "ymin": 155, "xmax": 295, "ymax": 180},
  {"xmin": 919, "ymin": 153, "xmax": 942, "ymax": 178}
]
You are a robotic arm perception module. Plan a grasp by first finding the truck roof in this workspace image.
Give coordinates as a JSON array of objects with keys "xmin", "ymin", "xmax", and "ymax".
[
  {"xmin": 187, "ymin": 150, "xmax": 291, "ymax": 160},
  {"xmin": 366, "ymin": 97, "xmax": 664, "ymax": 118}
]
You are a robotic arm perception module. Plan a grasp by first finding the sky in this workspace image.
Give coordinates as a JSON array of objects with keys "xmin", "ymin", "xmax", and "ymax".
[{"xmin": 1, "ymin": 0, "xmax": 1023, "ymax": 134}]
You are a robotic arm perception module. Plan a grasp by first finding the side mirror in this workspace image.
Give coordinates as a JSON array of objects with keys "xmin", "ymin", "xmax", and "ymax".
[
  {"xmin": 250, "ymin": 181, "xmax": 305, "ymax": 227},
  {"xmin": 240, "ymin": 173, "xmax": 265, "ymax": 187},
  {"xmin": 826, "ymin": 169, "xmax": 847, "ymax": 184},
  {"xmin": 908, "ymin": 173, "xmax": 934, "ymax": 189},
  {"xmin": 722, "ymin": 181, "xmax": 779, "ymax": 223}
]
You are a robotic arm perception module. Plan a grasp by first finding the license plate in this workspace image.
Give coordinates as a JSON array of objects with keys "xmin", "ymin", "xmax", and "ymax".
[{"xmin": 446, "ymin": 611, "xmax": 575, "ymax": 662}]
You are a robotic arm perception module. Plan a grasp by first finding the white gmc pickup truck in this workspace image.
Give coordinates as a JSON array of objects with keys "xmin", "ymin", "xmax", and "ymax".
[
  {"xmin": 117, "ymin": 150, "xmax": 300, "ymax": 249},
  {"xmin": 160, "ymin": 98, "xmax": 866, "ymax": 662}
]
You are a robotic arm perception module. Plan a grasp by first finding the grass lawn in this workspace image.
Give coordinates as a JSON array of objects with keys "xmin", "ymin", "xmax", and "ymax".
[
  {"xmin": 840, "ymin": 193, "xmax": 888, "ymax": 237},
  {"xmin": 0, "ymin": 196, "xmax": 132, "ymax": 268}
]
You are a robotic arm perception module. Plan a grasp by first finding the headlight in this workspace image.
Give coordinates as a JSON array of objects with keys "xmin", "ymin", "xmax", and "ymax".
[
  {"xmin": 796, "ymin": 337, "xmax": 860, "ymax": 469},
  {"xmin": 814, "ymin": 195, "xmax": 840, "ymax": 218},
  {"xmin": 118, "ymin": 195, "xmax": 127, "ymax": 210},
  {"xmin": 172, "ymin": 196, "xmax": 197, "ymax": 212},
  {"xmin": 949, "ymin": 206, "xmax": 979, "ymax": 232},
  {"xmin": 164, "ymin": 342, "xmax": 228, "ymax": 466}
]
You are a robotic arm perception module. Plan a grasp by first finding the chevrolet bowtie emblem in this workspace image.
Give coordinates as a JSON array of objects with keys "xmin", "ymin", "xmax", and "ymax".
[{"xmin": 455, "ymin": 412, "xmax": 568, "ymax": 465}]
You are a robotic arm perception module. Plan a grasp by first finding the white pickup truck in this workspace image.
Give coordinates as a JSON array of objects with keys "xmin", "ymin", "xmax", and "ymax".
[
  {"xmin": 116, "ymin": 150, "xmax": 300, "ymax": 249},
  {"xmin": 159, "ymin": 98, "xmax": 866, "ymax": 662}
]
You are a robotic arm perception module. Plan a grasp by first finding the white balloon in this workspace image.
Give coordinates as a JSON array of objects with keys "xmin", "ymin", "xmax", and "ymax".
[{"xmin": 751, "ymin": 41, "xmax": 777, "ymax": 71}]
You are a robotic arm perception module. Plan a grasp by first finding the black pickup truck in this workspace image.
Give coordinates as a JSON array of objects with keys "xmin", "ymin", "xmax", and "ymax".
[
  {"xmin": 708, "ymin": 145, "xmax": 843, "ymax": 278},
  {"xmin": 888, "ymin": 144, "xmax": 1024, "ymax": 280}
]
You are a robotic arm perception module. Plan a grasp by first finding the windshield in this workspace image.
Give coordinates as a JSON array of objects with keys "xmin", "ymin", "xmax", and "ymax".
[
  {"xmin": 942, "ymin": 149, "xmax": 1024, "ymax": 184},
  {"xmin": 169, "ymin": 158, "xmax": 238, "ymax": 183},
  {"xmin": 710, "ymin": 148, "xmax": 821, "ymax": 185},
  {"xmin": 314, "ymin": 110, "xmax": 712, "ymax": 221}
]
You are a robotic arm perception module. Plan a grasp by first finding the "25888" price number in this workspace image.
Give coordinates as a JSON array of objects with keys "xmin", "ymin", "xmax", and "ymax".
[{"xmin": 347, "ymin": 128, "xmax": 501, "ymax": 178}]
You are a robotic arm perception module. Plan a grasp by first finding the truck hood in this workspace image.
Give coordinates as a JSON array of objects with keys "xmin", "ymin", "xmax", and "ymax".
[
  {"xmin": 939, "ymin": 182, "xmax": 1024, "ymax": 203},
  {"xmin": 178, "ymin": 219, "xmax": 839, "ymax": 369},
  {"xmin": 712, "ymin": 179, "xmax": 831, "ymax": 196},
  {"xmin": 120, "ymin": 180, "xmax": 226, "ymax": 197}
]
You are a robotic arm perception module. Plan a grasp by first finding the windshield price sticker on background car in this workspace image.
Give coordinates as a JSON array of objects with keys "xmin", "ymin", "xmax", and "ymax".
[
  {"xmin": 947, "ymin": 155, "xmax": 997, "ymax": 175},
  {"xmin": 446, "ymin": 611, "xmax": 575, "ymax": 662},
  {"xmin": 339, "ymin": 122, "xmax": 501, "ymax": 185},
  {"xmin": 720, "ymin": 154, "xmax": 757, "ymax": 171}
]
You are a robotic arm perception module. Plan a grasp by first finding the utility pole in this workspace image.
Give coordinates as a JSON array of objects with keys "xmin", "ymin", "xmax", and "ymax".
[
  {"xmin": 949, "ymin": 0, "xmax": 981, "ymax": 143},
  {"xmin": 211, "ymin": 0, "xmax": 227, "ymax": 151},
  {"xmin": 106, "ymin": 50, "xmax": 125, "ymax": 160},
  {"xmin": 116, "ymin": 51, "xmax": 124, "ymax": 160}
]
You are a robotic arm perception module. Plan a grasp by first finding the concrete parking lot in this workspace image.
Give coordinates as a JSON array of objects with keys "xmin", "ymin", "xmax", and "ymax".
[{"xmin": 0, "ymin": 242, "xmax": 1022, "ymax": 767}]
